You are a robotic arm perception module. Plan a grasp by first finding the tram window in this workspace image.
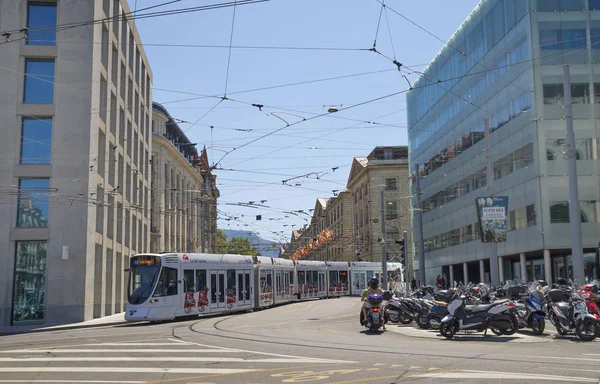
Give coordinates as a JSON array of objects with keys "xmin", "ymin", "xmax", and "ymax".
[
  {"xmin": 266, "ymin": 273, "xmax": 272, "ymax": 293},
  {"xmin": 298, "ymin": 271, "xmax": 305, "ymax": 285},
  {"xmin": 366, "ymin": 271, "xmax": 374, "ymax": 281},
  {"xmin": 195, "ymin": 270, "xmax": 207, "ymax": 292},
  {"xmin": 329, "ymin": 271, "xmax": 338, "ymax": 286},
  {"xmin": 227, "ymin": 269, "xmax": 236, "ymax": 298},
  {"xmin": 312, "ymin": 271, "xmax": 318, "ymax": 288},
  {"xmin": 183, "ymin": 270, "xmax": 194, "ymax": 293},
  {"xmin": 238, "ymin": 273, "xmax": 244, "ymax": 301},
  {"xmin": 340, "ymin": 271, "xmax": 348, "ymax": 285},
  {"xmin": 289, "ymin": 271, "xmax": 294, "ymax": 284},
  {"xmin": 153, "ymin": 267, "xmax": 178, "ymax": 297}
]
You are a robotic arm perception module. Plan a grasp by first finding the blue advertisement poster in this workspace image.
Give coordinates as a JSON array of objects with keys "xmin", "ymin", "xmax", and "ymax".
[{"xmin": 475, "ymin": 196, "xmax": 509, "ymax": 243}]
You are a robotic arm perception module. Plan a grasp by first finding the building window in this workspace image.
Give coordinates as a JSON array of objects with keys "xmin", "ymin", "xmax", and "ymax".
[
  {"xmin": 538, "ymin": 0, "xmax": 585, "ymax": 11},
  {"xmin": 21, "ymin": 118, "xmax": 52, "ymax": 164},
  {"xmin": 385, "ymin": 227, "xmax": 399, "ymax": 241},
  {"xmin": 543, "ymin": 84, "xmax": 588, "ymax": 105},
  {"xmin": 17, "ymin": 178, "xmax": 50, "ymax": 227},
  {"xmin": 540, "ymin": 29, "xmax": 586, "ymax": 50},
  {"xmin": 24, "ymin": 59, "xmax": 55, "ymax": 104},
  {"xmin": 12, "ymin": 241, "xmax": 47, "ymax": 325},
  {"xmin": 591, "ymin": 0, "xmax": 600, "ymax": 10},
  {"xmin": 386, "ymin": 201, "xmax": 397, "ymax": 220},
  {"xmin": 550, "ymin": 202, "xmax": 592, "ymax": 223},
  {"xmin": 27, "ymin": 2, "xmax": 57, "ymax": 46},
  {"xmin": 526, "ymin": 204, "xmax": 537, "ymax": 227},
  {"xmin": 385, "ymin": 178, "xmax": 397, "ymax": 190}
]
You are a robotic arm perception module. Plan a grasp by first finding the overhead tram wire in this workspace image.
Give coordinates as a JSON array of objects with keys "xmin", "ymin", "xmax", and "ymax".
[
  {"xmin": 0, "ymin": 0, "xmax": 269, "ymax": 46},
  {"xmin": 224, "ymin": 0, "xmax": 238, "ymax": 98}
]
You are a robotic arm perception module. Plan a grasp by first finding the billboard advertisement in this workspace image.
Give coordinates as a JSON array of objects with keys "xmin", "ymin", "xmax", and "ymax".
[{"xmin": 475, "ymin": 196, "xmax": 509, "ymax": 243}]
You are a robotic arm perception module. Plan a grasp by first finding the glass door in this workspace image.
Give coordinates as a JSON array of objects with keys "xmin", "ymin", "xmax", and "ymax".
[
  {"xmin": 275, "ymin": 271, "xmax": 282, "ymax": 300},
  {"xmin": 236, "ymin": 271, "xmax": 251, "ymax": 306},
  {"xmin": 318, "ymin": 272, "xmax": 325, "ymax": 294},
  {"xmin": 210, "ymin": 270, "xmax": 226, "ymax": 309},
  {"xmin": 183, "ymin": 270, "xmax": 195, "ymax": 313}
]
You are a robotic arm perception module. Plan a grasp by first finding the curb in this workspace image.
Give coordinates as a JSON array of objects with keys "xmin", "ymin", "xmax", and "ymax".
[{"xmin": 0, "ymin": 320, "xmax": 129, "ymax": 337}]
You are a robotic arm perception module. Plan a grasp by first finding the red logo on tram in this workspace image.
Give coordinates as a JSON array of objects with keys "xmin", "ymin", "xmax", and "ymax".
[{"xmin": 182, "ymin": 254, "xmax": 189, "ymax": 261}]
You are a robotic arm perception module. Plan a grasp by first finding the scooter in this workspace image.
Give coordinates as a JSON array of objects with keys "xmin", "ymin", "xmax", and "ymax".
[
  {"xmin": 360, "ymin": 293, "xmax": 384, "ymax": 332},
  {"xmin": 440, "ymin": 284, "xmax": 519, "ymax": 339},
  {"xmin": 515, "ymin": 282, "xmax": 546, "ymax": 335},
  {"xmin": 546, "ymin": 286, "xmax": 598, "ymax": 341}
]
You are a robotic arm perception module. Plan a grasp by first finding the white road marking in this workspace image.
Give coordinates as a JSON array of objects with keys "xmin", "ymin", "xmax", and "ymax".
[
  {"xmin": 0, "ymin": 349, "xmax": 237, "ymax": 354},
  {"xmin": 0, "ymin": 367, "xmax": 256, "ymax": 374},
  {"xmin": 0, "ymin": 381, "xmax": 143, "ymax": 383},
  {"xmin": 410, "ymin": 370, "xmax": 597, "ymax": 382},
  {"xmin": 0, "ymin": 357, "xmax": 349, "ymax": 363},
  {"xmin": 496, "ymin": 354, "xmax": 600, "ymax": 363},
  {"xmin": 80, "ymin": 343, "xmax": 188, "ymax": 346},
  {"xmin": 181, "ymin": 338, "xmax": 356, "ymax": 363}
]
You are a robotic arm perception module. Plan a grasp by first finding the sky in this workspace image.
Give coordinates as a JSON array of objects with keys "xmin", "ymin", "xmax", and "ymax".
[{"xmin": 129, "ymin": 0, "xmax": 482, "ymax": 243}]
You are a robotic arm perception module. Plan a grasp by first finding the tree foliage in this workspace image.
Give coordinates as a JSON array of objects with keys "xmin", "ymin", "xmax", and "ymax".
[{"xmin": 216, "ymin": 229, "xmax": 261, "ymax": 256}]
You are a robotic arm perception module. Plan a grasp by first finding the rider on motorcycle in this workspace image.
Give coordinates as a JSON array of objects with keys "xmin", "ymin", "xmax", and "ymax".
[{"xmin": 361, "ymin": 278, "xmax": 385, "ymax": 329}]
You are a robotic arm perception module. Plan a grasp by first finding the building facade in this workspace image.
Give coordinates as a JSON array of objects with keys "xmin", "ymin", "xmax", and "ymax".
[
  {"xmin": 407, "ymin": 0, "xmax": 600, "ymax": 285},
  {"xmin": 150, "ymin": 103, "xmax": 219, "ymax": 254},
  {"xmin": 0, "ymin": 0, "xmax": 152, "ymax": 327},
  {"xmin": 346, "ymin": 147, "xmax": 413, "ymax": 273}
]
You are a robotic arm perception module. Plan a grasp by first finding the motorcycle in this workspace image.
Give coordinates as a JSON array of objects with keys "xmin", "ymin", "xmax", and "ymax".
[
  {"xmin": 440, "ymin": 284, "xmax": 519, "ymax": 339},
  {"xmin": 360, "ymin": 292, "xmax": 384, "ymax": 332},
  {"xmin": 546, "ymin": 283, "xmax": 599, "ymax": 341},
  {"xmin": 515, "ymin": 282, "xmax": 547, "ymax": 335},
  {"xmin": 385, "ymin": 297, "xmax": 412, "ymax": 324}
]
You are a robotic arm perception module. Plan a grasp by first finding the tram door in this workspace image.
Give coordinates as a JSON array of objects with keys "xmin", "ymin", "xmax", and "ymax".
[
  {"xmin": 210, "ymin": 270, "xmax": 226, "ymax": 309},
  {"xmin": 318, "ymin": 272, "xmax": 326, "ymax": 294},
  {"xmin": 284, "ymin": 271, "xmax": 290, "ymax": 296},
  {"xmin": 236, "ymin": 270, "xmax": 251, "ymax": 306},
  {"xmin": 183, "ymin": 270, "xmax": 195, "ymax": 312},
  {"xmin": 275, "ymin": 272, "xmax": 283, "ymax": 302}
]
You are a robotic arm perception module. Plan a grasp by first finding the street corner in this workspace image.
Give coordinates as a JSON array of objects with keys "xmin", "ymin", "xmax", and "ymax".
[{"xmin": 386, "ymin": 324, "xmax": 552, "ymax": 343}]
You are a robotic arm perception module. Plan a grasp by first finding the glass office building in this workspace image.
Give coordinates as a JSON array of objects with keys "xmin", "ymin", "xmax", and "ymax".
[{"xmin": 407, "ymin": 0, "xmax": 600, "ymax": 285}]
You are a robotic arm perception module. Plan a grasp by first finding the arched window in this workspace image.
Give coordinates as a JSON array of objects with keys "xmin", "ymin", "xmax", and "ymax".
[{"xmin": 550, "ymin": 202, "xmax": 589, "ymax": 223}]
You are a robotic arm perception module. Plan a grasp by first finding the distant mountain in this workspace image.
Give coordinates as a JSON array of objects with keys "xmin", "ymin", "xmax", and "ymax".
[{"xmin": 222, "ymin": 229, "xmax": 280, "ymax": 258}]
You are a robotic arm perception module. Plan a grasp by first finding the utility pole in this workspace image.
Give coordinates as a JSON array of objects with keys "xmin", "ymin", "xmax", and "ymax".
[
  {"xmin": 413, "ymin": 163, "xmax": 426, "ymax": 285},
  {"xmin": 380, "ymin": 189, "xmax": 388, "ymax": 290},
  {"xmin": 403, "ymin": 230, "xmax": 409, "ymax": 292},
  {"xmin": 485, "ymin": 119, "xmax": 500, "ymax": 286},
  {"xmin": 563, "ymin": 64, "xmax": 585, "ymax": 283}
]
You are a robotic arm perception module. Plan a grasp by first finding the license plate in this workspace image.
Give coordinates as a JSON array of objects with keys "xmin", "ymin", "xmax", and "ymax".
[{"xmin": 372, "ymin": 313, "xmax": 380, "ymax": 323}]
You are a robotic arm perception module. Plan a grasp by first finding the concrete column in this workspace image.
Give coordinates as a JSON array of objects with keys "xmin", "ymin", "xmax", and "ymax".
[
  {"xmin": 520, "ymin": 253, "xmax": 527, "ymax": 283},
  {"xmin": 498, "ymin": 256, "xmax": 504, "ymax": 284},
  {"xmin": 463, "ymin": 262, "xmax": 469, "ymax": 285},
  {"xmin": 544, "ymin": 249, "xmax": 552, "ymax": 286},
  {"xmin": 449, "ymin": 264, "xmax": 454, "ymax": 287},
  {"xmin": 479, "ymin": 259, "xmax": 485, "ymax": 283}
]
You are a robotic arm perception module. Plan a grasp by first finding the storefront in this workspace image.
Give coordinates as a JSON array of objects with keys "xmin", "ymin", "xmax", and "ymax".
[{"xmin": 552, "ymin": 252, "xmax": 599, "ymax": 283}]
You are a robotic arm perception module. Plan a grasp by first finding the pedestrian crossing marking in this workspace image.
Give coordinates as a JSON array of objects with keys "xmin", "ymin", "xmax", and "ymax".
[{"xmin": 391, "ymin": 364, "xmax": 403, "ymax": 368}]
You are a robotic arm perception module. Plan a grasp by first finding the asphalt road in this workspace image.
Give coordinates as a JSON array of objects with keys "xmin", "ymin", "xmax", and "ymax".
[{"xmin": 1, "ymin": 297, "xmax": 600, "ymax": 383}]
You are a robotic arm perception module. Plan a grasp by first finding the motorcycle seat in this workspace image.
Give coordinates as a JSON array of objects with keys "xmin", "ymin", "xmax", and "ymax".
[
  {"xmin": 470, "ymin": 303, "xmax": 496, "ymax": 313},
  {"xmin": 433, "ymin": 300, "xmax": 448, "ymax": 307}
]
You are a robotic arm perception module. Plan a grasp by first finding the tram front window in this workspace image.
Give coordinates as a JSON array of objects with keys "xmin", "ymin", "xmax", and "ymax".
[{"xmin": 128, "ymin": 265, "xmax": 160, "ymax": 305}]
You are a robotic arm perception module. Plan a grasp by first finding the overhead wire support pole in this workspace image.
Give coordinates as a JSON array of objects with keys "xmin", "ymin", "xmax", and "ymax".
[
  {"xmin": 563, "ymin": 64, "xmax": 585, "ymax": 283},
  {"xmin": 413, "ymin": 163, "xmax": 426, "ymax": 286},
  {"xmin": 403, "ymin": 231, "xmax": 408, "ymax": 292},
  {"xmin": 380, "ymin": 189, "xmax": 387, "ymax": 290},
  {"xmin": 485, "ymin": 118, "xmax": 499, "ymax": 286}
]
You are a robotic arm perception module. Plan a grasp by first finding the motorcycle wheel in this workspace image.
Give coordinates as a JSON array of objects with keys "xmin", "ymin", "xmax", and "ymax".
[
  {"xmin": 439, "ymin": 322, "xmax": 458, "ymax": 339},
  {"xmin": 532, "ymin": 318, "xmax": 545, "ymax": 335},
  {"xmin": 575, "ymin": 319, "xmax": 597, "ymax": 342},
  {"xmin": 387, "ymin": 312, "xmax": 399, "ymax": 323},
  {"xmin": 490, "ymin": 327, "xmax": 503, "ymax": 336},
  {"xmin": 500, "ymin": 315, "xmax": 519, "ymax": 336},
  {"xmin": 399, "ymin": 313, "xmax": 413, "ymax": 324},
  {"xmin": 417, "ymin": 314, "xmax": 431, "ymax": 329}
]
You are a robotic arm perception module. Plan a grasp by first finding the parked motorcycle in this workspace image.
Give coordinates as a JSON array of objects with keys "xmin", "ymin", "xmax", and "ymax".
[
  {"xmin": 385, "ymin": 297, "xmax": 412, "ymax": 324},
  {"xmin": 440, "ymin": 284, "xmax": 519, "ymax": 339},
  {"xmin": 546, "ymin": 283, "xmax": 599, "ymax": 341},
  {"xmin": 514, "ymin": 282, "xmax": 546, "ymax": 335}
]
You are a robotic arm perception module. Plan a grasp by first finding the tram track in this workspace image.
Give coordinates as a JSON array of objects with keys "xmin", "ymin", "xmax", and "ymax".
[{"xmin": 185, "ymin": 315, "xmax": 600, "ymax": 372}]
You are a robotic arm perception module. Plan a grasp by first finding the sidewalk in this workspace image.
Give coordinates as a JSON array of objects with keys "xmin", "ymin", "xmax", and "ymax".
[{"xmin": 0, "ymin": 312, "xmax": 128, "ymax": 336}]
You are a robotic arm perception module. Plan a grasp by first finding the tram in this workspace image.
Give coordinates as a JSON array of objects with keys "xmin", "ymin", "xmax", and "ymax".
[{"xmin": 125, "ymin": 253, "xmax": 404, "ymax": 322}]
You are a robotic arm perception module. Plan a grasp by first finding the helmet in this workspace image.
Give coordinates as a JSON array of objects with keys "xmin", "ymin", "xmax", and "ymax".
[{"xmin": 368, "ymin": 278, "xmax": 379, "ymax": 289}]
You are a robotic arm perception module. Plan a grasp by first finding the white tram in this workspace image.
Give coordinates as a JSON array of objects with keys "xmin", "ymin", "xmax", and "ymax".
[{"xmin": 125, "ymin": 253, "xmax": 404, "ymax": 322}]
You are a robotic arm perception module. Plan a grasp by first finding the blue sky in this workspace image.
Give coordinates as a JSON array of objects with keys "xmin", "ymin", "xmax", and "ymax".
[{"xmin": 130, "ymin": 0, "xmax": 481, "ymax": 243}]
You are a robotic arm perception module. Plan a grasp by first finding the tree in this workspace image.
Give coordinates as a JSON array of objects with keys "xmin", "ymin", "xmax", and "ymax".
[{"xmin": 215, "ymin": 229, "xmax": 261, "ymax": 256}]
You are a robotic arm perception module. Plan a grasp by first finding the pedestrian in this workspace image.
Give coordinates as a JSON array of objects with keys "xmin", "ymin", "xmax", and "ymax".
[
  {"xmin": 411, "ymin": 277, "xmax": 417, "ymax": 291},
  {"xmin": 436, "ymin": 275, "xmax": 442, "ymax": 287}
]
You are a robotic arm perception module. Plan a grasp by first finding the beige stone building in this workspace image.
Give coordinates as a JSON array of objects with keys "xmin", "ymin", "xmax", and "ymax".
[
  {"xmin": 288, "ymin": 191, "xmax": 354, "ymax": 262},
  {"xmin": 150, "ymin": 103, "xmax": 219, "ymax": 254},
  {"xmin": 346, "ymin": 147, "xmax": 413, "ymax": 274},
  {"xmin": 0, "ymin": 0, "xmax": 152, "ymax": 327}
]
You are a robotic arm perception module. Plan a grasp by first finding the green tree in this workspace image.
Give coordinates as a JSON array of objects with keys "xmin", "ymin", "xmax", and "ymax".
[{"xmin": 216, "ymin": 229, "xmax": 261, "ymax": 256}]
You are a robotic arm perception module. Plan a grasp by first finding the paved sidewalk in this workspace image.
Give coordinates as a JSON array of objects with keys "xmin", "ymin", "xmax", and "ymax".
[
  {"xmin": 386, "ymin": 323, "xmax": 551, "ymax": 343},
  {"xmin": 0, "ymin": 312, "xmax": 128, "ymax": 336}
]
